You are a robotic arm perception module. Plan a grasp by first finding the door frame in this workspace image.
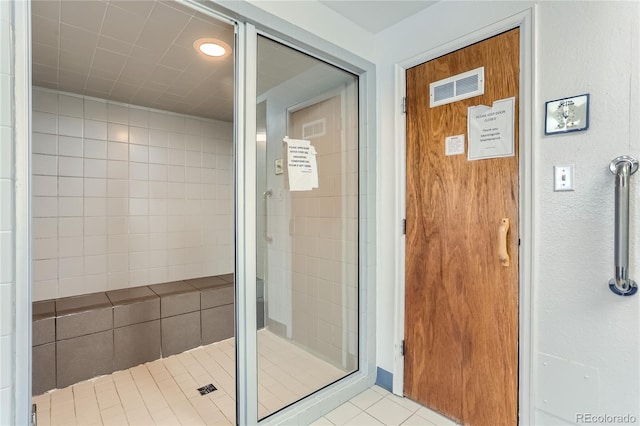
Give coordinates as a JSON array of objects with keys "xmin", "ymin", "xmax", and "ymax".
[{"xmin": 391, "ymin": 9, "xmax": 535, "ymax": 424}]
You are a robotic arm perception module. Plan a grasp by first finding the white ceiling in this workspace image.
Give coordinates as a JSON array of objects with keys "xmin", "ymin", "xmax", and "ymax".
[
  {"xmin": 31, "ymin": 0, "xmax": 435, "ymax": 122},
  {"xmin": 32, "ymin": 0, "xmax": 236, "ymax": 121},
  {"xmin": 319, "ymin": 0, "xmax": 437, "ymax": 33}
]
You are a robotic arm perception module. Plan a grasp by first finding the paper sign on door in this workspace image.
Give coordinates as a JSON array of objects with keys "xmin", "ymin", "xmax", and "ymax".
[
  {"xmin": 284, "ymin": 136, "xmax": 318, "ymax": 191},
  {"xmin": 467, "ymin": 97, "xmax": 515, "ymax": 161},
  {"xmin": 445, "ymin": 134, "xmax": 465, "ymax": 156}
]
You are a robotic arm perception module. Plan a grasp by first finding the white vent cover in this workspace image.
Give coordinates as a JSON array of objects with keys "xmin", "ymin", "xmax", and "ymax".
[
  {"xmin": 302, "ymin": 118, "xmax": 326, "ymax": 139},
  {"xmin": 429, "ymin": 67, "xmax": 485, "ymax": 108}
]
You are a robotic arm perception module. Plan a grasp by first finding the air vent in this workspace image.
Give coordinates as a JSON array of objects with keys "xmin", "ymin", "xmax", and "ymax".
[
  {"xmin": 430, "ymin": 67, "xmax": 485, "ymax": 108},
  {"xmin": 302, "ymin": 118, "xmax": 326, "ymax": 139}
]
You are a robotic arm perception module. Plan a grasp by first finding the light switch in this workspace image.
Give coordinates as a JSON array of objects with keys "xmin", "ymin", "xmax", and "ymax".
[
  {"xmin": 554, "ymin": 165, "xmax": 574, "ymax": 191},
  {"xmin": 274, "ymin": 158, "xmax": 283, "ymax": 175}
]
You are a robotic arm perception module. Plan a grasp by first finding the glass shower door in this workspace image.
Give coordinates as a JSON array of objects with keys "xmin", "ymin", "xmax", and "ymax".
[{"xmin": 255, "ymin": 35, "xmax": 359, "ymax": 419}]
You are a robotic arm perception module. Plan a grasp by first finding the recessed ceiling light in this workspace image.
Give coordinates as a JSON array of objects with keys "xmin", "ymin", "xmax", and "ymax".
[
  {"xmin": 194, "ymin": 38, "xmax": 230, "ymax": 58},
  {"xmin": 199, "ymin": 42, "xmax": 225, "ymax": 57}
]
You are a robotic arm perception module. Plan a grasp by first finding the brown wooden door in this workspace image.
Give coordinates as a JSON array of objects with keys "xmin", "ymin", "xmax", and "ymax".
[{"xmin": 404, "ymin": 29, "xmax": 520, "ymax": 426}]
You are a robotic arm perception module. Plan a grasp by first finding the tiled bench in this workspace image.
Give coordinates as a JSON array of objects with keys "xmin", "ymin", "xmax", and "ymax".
[
  {"xmin": 108, "ymin": 286, "xmax": 161, "ymax": 372},
  {"xmin": 32, "ymin": 274, "xmax": 234, "ymax": 395}
]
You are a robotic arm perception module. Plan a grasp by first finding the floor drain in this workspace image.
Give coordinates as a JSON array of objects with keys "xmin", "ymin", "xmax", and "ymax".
[{"xmin": 197, "ymin": 384, "xmax": 217, "ymax": 395}]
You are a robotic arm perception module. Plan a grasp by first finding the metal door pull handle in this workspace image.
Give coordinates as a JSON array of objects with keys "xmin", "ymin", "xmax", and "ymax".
[
  {"xmin": 263, "ymin": 190, "xmax": 273, "ymax": 243},
  {"xmin": 498, "ymin": 218, "xmax": 510, "ymax": 267},
  {"xmin": 608, "ymin": 156, "xmax": 638, "ymax": 296}
]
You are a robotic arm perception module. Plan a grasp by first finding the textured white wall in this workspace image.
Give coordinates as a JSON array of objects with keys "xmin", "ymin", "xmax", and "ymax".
[
  {"xmin": 533, "ymin": 2, "xmax": 639, "ymax": 423},
  {"xmin": 375, "ymin": 0, "xmax": 640, "ymax": 423}
]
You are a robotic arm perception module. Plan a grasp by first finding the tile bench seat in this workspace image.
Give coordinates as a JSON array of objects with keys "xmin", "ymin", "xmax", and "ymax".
[
  {"xmin": 150, "ymin": 280, "xmax": 201, "ymax": 357},
  {"xmin": 186, "ymin": 276, "xmax": 235, "ymax": 345},
  {"xmin": 107, "ymin": 286, "xmax": 161, "ymax": 372},
  {"xmin": 54, "ymin": 293, "xmax": 114, "ymax": 389},
  {"xmin": 32, "ymin": 274, "xmax": 234, "ymax": 395}
]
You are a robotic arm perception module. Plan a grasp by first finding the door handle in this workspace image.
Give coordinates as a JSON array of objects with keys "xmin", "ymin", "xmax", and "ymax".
[
  {"xmin": 608, "ymin": 156, "xmax": 638, "ymax": 296},
  {"xmin": 498, "ymin": 218, "xmax": 510, "ymax": 267},
  {"xmin": 263, "ymin": 190, "xmax": 273, "ymax": 243}
]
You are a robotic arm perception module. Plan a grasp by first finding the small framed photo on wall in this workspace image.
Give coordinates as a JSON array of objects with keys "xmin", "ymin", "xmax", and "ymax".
[{"xmin": 545, "ymin": 94, "xmax": 590, "ymax": 135}]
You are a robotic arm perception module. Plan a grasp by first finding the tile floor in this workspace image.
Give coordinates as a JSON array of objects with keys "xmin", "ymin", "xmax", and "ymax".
[
  {"xmin": 33, "ymin": 330, "xmax": 458, "ymax": 425},
  {"xmin": 313, "ymin": 386, "xmax": 458, "ymax": 426}
]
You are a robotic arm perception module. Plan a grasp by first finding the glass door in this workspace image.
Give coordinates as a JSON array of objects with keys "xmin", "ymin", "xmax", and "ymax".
[{"xmin": 255, "ymin": 35, "xmax": 359, "ymax": 420}]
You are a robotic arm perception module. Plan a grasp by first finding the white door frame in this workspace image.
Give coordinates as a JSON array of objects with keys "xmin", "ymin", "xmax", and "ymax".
[
  {"xmin": 391, "ymin": 9, "xmax": 536, "ymax": 425},
  {"xmin": 13, "ymin": 0, "xmax": 33, "ymax": 424}
]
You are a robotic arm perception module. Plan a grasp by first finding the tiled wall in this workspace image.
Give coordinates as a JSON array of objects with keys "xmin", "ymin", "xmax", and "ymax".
[
  {"xmin": 0, "ymin": 1, "xmax": 15, "ymax": 423},
  {"xmin": 31, "ymin": 87, "xmax": 234, "ymax": 301},
  {"xmin": 289, "ymin": 93, "xmax": 359, "ymax": 369}
]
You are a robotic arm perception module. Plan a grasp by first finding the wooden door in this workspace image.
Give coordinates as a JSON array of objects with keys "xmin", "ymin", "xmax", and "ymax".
[{"xmin": 404, "ymin": 29, "xmax": 520, "ymax": 426}]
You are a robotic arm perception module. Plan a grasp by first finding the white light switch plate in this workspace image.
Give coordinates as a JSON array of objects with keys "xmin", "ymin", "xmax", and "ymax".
[
  {"xmin": 554, "ymin": 165, "xmax": 574, "ymax": 191},
  {"xmin": 274, "ymin": 158, "xmax": 283, "ymax": 175}
]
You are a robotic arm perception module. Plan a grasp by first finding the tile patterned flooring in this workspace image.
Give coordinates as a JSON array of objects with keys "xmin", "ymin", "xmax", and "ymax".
[
  {"xmin": 313, "ymin": 387, "xmax": 458, "ymax": 426},
  {"xmin": 33, "ymin": 331, "xmax": 457, "ymax": 425}
]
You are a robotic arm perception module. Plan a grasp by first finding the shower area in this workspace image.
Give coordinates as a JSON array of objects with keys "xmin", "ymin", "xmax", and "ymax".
[{"xmin": 29, "ymin": 1, "xmax": 360, "ymax": 424}]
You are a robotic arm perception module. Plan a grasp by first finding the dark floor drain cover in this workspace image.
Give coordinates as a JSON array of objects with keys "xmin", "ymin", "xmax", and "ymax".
[{"xmin": 197, "ymin": 384, "xmax": 217, "ymax": 395}]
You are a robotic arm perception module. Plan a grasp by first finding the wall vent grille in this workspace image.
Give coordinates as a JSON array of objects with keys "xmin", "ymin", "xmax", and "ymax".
[
  {"xmin": 302, "ymin": 118, "xmax": 326, "ymax": 139},
  {"xmin": 430, "ymin": 67, "xmax": 485, "ymax": 107}
]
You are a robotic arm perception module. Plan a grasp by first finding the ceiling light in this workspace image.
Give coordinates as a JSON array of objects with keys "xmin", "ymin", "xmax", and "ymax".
[
  {"xmin": 199, "ymin": 42, "xmax": 225, "ymax": 57},
  {"xmin": 194, "ymin": 38, "xmax": 230, "ymax": 58}
]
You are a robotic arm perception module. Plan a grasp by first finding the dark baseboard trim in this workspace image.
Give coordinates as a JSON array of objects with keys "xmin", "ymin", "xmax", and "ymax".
[{"xmin": 375, "ymin": 367, "xmax": 393, "ymax": 392}]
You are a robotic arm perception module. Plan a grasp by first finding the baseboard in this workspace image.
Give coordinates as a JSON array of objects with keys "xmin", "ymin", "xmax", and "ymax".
[{"xmin": 375, "ymin": 367, "xmax": 393, "ymax": 392}]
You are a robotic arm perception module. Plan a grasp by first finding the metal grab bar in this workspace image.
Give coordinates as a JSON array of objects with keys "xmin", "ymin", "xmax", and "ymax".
[
  {"xmin": 608, "ymin": 156, "xmax": 638, "ymax": 296},
  {"xmin": 263, "ymin": 190, "xmax": 273, "ymax": 243}
]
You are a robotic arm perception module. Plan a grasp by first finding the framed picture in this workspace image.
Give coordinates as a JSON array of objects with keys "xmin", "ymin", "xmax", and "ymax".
[{"xmin": 545, "ymin": 94, "xmax": 590, "ymax": 135}]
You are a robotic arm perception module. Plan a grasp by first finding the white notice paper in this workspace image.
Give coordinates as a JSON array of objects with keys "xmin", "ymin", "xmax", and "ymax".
[
  {"xmin": 467, "ymin": 97, "xmax": 515, "ymax": 161},
  {"xmin": 445, "ymin": 134, "xmax": 465, "ymax": 156},
  {"xmin": 284, "ymin": 137, "xmax": 318, "ymax": 191}
]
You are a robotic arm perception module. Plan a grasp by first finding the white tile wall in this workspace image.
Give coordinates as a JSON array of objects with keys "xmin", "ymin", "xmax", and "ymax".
[
  {"xmin": 31, "ymin": 87, "xmax": 234, "ymax": 301},
  {"xmin": 0, "ymin": 2, "xmax": 14, "ymax": 423},
  {"xmin": 266, "ymin": 92, "xmax": 359, "ymax": 369}
]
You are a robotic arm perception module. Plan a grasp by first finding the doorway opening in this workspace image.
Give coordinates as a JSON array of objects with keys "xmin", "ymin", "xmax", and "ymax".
[
  {"xmin": 394, "ymin": 12, "xmax": 535, "ymax": 425},
  {"xmin": 28, "ymin": 1, "xmax": 366, "ymax": 424},
  {"xmin": 255, "ymin": 34, "xmax": 360, "ymax": 420},
  {"xmin": 29, "ymin": 1, "xmax": 240, "ymax": 423}
]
